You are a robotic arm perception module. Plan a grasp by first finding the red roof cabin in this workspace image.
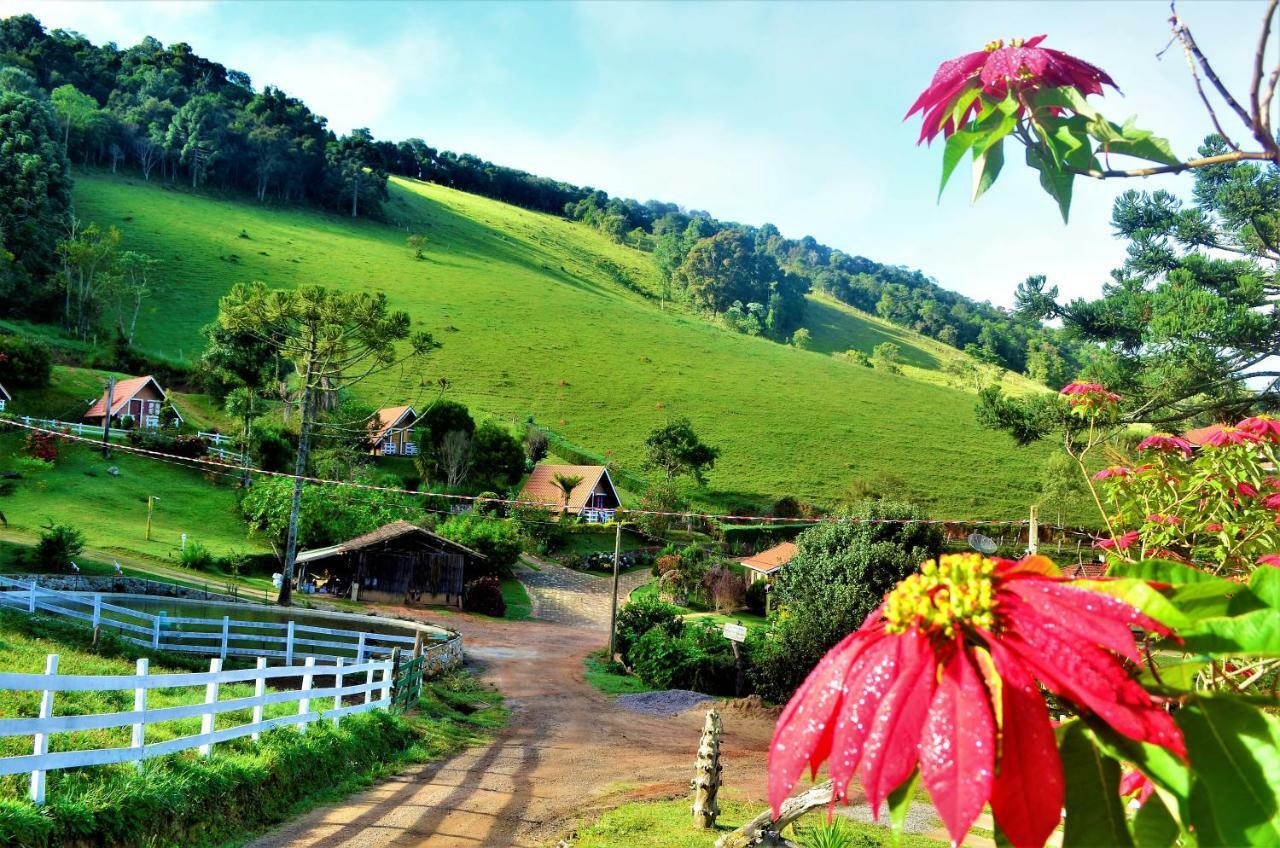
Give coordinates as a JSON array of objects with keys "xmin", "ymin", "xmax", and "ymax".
[
  {"xmin": 519, "ymin": 463, "xmax": 621, "ymax": 523},
  {"xmin": 739, "ymin": 541, "xmax": 797, "ymax": 585},
  {"xmin": 371, "ymin": 405, "xmax": 419, "ymax": 457},
  {"xmin": 84, "ymin": 375, "xmax": 180, "ymax": 430}
]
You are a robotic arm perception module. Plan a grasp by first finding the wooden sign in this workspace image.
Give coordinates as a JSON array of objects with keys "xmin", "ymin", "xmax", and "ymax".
[{"xmin": 722, "ymin": 622, "xmax": 748, "ymax": 643}]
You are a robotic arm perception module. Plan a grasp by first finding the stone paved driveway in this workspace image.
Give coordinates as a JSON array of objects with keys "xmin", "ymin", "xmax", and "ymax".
[{"xmin": 516, "ymin": 555, "xmax": 651, "ymax": 629}]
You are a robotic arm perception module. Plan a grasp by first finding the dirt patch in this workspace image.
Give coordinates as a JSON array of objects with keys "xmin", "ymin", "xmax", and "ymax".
[
  {"xmin": 718, "ymin": 694, "xmax": 782, "ymax": 722},
  {"xmin": 617, "ymin": 689, "xmax": 714, "ymax": 716}
]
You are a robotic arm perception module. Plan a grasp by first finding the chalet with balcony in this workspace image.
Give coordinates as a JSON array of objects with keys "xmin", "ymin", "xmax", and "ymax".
[
  {"xmin": 519, "ymin": 463, "xmax": 621, "ymax": 523},
  {"xmin": 371, "ymin": 405, "xmax": 419, "ymax": 456},
  {"xmin": 0, "ymin": 381, "xmax": 9, "ymax": 412},
  {"xmin": 84, "ymin": 375, "xmax": 180, "ymax": 430}
]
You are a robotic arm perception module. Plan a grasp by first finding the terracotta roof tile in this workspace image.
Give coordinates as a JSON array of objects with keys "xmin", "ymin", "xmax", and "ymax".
[
  {"xmin": 740, "ymin": 542, "xmax": 797, "ymax": 574},
  {"xmin": 84, "ymin": 375, "xmax": 162, "ymax": 420},
  {"xmin": 372, "ymin": 405, "xmax": 415, "ymax": 443},
  {"xmin": 520, "ymin": 464, "xmax": 610, "ymax": 512}
]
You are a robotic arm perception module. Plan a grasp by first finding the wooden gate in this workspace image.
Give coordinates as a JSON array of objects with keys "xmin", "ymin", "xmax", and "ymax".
[{"xmin": 389, "ymin": 649, "xmax": 425, "ymax": 713}]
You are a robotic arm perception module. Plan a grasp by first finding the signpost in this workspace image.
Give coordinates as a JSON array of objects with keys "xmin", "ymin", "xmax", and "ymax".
[
  {"xmin": 722, "ymin": 622, "xmax": 748, "ymax": 696},
  {"xmin": 722, "ymin": 622, "xmax": 747, "ymax": 643}
]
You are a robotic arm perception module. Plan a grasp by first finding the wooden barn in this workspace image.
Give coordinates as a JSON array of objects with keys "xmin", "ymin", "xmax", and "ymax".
[
  {"xmin": 84, "ymin": 375, "xmax": 180, "ymax": 430},
  {"xmin": 295, "ymin": 520, "xmax": 486, "ymax": 607}
]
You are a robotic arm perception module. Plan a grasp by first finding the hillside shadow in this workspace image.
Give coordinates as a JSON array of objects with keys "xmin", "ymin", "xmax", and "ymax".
[
  {"xmin": 386, "ymin": 180, "xmax": 637, "ymax": 302},
  {"xmin": 803, "ymin": 296, "xmax": 941, "ymax": 370}
]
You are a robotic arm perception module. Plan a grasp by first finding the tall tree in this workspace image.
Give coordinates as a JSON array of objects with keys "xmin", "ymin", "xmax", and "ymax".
[
  {"xmin": 216, "ymin": 282, "xmax": 437, "ymax": 605},
  {"xmin": 551, "ymin": 473, "xmax": 583, "ymax": 513},
  {"xmin": 643, "ymin": 418, "xmax": 720, "ymax": 485}
]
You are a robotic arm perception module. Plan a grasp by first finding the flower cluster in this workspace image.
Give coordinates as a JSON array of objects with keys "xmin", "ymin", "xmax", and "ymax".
[
  {"xmin": 1060, "ymin": 381, "xmax": 1122, "ymax": 416},
  {"xmin": 768, "ymin": 553, "xmax": 1182, "ymax": 847},
  {"xmin": 1136, "ymin": 433, "xmax": 1193, "ymax": 458},
  {"xmin": 906, "ymin": 36, "xmax": 1117, "ymax": 144}
]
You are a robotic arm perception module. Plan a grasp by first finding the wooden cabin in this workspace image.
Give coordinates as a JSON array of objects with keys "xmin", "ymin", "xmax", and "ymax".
[
  {"xmin": 83, "ymin": 375, "xmax": 180, "ymax": 430},
  {"xmin": 371, "ymin": 405, "xmax": 418, "ymax": 456},
  {"xmin": 0, "ymin": 381, "xmax": 9, "ymax": 412},
  {"xmin": 294, "ymin": 520, "xmax": 486, "ymax": 606},
  {"xmin": 738, "ymin": 541, "xmax": 797, "ymax": 585},
  {"xmin": 519, "ymin": 463, "xmax": 621, "ymax": 522}
]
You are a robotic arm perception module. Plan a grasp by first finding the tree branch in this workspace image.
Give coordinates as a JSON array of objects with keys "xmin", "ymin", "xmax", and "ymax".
[
  {"xmin": 1170, "ymin": 2, "xmax": 1257, "ymax": 138},
  {"xmin": 1252, "ymin": 0, "xmax": 1279, "ymax": 138},
  {"xmin": 1066, "ymin": 149, "xmax": 1274, "ymax": 179}
]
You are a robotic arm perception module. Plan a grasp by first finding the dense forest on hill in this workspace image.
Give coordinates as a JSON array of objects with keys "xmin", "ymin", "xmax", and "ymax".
[{"xmin": 0, "ymin": 12, "xmax": 1087, "ymax": 378}]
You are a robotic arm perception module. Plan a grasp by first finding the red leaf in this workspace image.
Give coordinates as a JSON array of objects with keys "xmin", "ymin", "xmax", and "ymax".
[
  {"xmin": 1004, "ymin": 582, "xmax": 1143, "ymax": 661},
  {"xmin": 920, "ymin": 648, "xmax": 995, "ymax": 845},
  {"xmin": 827, "ymin": 635, "xmax": 901, "ymax": 802},
  {"xmin": 986, "ymin": 638, "xmax": 1064, "ymax": 848},
  {"xmin": 859, "ymin": 629, "xmax": 937, "ymax": 811}
]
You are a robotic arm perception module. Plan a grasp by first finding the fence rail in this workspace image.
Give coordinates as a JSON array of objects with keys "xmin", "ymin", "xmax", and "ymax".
[
  {"xmin": 16, "ymin": 416, "xmax": 128, "ymax": 440},
  {"xmin": 0, "ymin": 576, "xmax": 450, "ymax": 664},
  {"xmin": 1, "ymin": 652, "xmax": 394, "ymax": 803}
]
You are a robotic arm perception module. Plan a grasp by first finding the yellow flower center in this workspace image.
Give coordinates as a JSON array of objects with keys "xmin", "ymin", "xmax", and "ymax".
[
  {"xmin": 984, "ymin": 39, "xmax": 1005, "ymax": 52},
  {"xmin": 884, "ymin": 553, "xmax": 998, "ymax": 638}
]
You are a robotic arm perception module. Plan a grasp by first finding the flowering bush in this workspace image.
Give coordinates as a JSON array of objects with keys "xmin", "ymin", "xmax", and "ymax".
[
  {"xmin": 769, "ymin": 551, "xmax": 1280, "ymax": 846},
  {"xmin": 24, "ymin": 430, "xmax": 59, "ymax": 463}
]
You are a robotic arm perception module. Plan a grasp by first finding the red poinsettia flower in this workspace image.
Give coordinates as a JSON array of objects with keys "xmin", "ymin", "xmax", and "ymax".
[
  {"xmin": 1238, "ymin": 414, "xmax": 1280, "ymax": 442},
  {"xmin": 1092, "ymin": 465, "xmax": 1131, "ymax": 481},
  {"xmin": 1136, "ymin": 433, "xmax": 1194, "ymax": 458},
  {"xmin": 1096, "ymin": 530, "xmax": 1140, "ymax": 550},
  {"xmin": 1202, "ymin": 426, "xmax": 1259, "ymax": 448},
  {"xmin": 1236, "ymin": 481, "xmax": 1260, "ymax": 498},
  {"xmin": 1146, "ymin": 513, "xmax": 1181, "ymax": 525},
  {"xmin": 1204, "ymin": 522, "xmax": 1223, "ymax": 532},
  {"xmin": 906, "ymin": 36, "xmax": 1118, "ymax": 143},
  {"xmin": 1257, "ymin": 554, "xmax": 1280, "ymax": 568},
  {"xmin": 1119, "ymin": 769, "xmax": 1155, "ymax": 806},
  {"xmin": 1264, "ymin": 493, "xmax": 1280, "ymax": 510},
  {"xmin": 768, "ymin": 553, "xmax": 1183, "ymax": 848}
]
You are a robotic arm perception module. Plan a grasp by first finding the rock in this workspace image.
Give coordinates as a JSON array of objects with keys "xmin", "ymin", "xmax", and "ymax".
[
  {"xmin": 1, "ymin": 471, "xmax": 20, "ymax": 479},
  {"xmin": 107, "ymin": 466, "xmax": 120, "ymax": 476}
]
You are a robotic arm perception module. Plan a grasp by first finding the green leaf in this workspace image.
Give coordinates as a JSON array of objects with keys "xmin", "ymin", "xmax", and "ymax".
[
  {"xmin": 939, "ymin": 130, "xmax": 980, "ymax": 200},
  {"xmin": 1061, "ymin": 722, "xmax": 1135, "ymax": 847},
  {"xmin": 1086, "ymin": 721, "xmax": 1191, "ymax": 813},
  {"xmin": 1108, "ymin": 559, "xmax": 1222, "ymax": 585},
  {"xmin": 1173, "ymin": 578, "xmax": 1260, "ymax": 620},
  {"xmin": 887, "ymin": 769, "xmax": 919, "ymax": 846},
  {"xmin": 1033, "ymin": 86, "xmax": 1102, "ymax": 120},
  {"xmin": 1179, "ymin": 607, "xmax": 1280, "ymax": 656},
  {"xmin": 1026, "ymin": 145, "xmax": 1075, "ymax": 224},
  {"xmin": 1178, "ymin": 698, "xmax": 1280, "ymax": 845},
  {"xmin": 1131, "ymin": 793, "xmax": 1179, "ymax": 848},
  {"xmin": 1089, "ymin": 117, "xmax": 1181, "ymax": 166},
  {"xmin": 1136, "ymin": 658, "xmax": 1208, "ymax": 692},
  {"xmin": 1074, "ymin": 577, "xmax": 1190, "ymax": 630},
  {"xmin": 1249, "ymin": 566, "xmax": 1280, "ymax": 609},
  {"xmin": 971, "ymin": 138, "xmax": 1005, "ymax": 204}
]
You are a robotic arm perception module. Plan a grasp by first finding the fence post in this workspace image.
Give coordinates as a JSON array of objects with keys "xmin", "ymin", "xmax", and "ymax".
[
  {"xmin": 332, "ymin": 658, "xmax": 345, "ymax": 726},
  {"xmin": 91, "ymin": 594, "xmax": 102, "ymax": 634},
  {"xmin": 199, "ymin": 658, "xmax": 221, "ymax": 757},
  {"xmin": 298, "ymin": 657, "xmax": 315, "ymax": 731},
  {"xmin": 365, "ymin": 659, "xmax": 376, "ymax": 705},
  {"xmin": 251, "ymin": 657, "xmax": 267, "ymax": 742},
  {"xmin": 285, "ymin": 620, "xmax": 295, "ymax": 666},
  {"xmin": 355, "ymin": 632, "xmax": 366, "ymax": 664},
  {"xmin": 381, "ymin": 650, "xmax": 396, "ymax": 705},
  {"xmin": 27, "ymin": 581, "xmax": 36, "ymax": 614},
  {"xmin": 132, "ymin": 658, "xmax": 148, "ymax": 769},
  {"xmin": 29, "ymin": 654, "xmax": 58, "ymax": 805},
  {"xmin": 220, "ymin": 615, "xmax": 230, "ymax": 661},
  {"xmin": 152, "ymin": 614, "xmax": 163, "ymax": 649}
]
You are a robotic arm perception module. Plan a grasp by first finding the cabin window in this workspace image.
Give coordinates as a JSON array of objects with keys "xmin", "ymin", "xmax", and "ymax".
[
  {"xmin": 144, "ymin": 415, "xmax": 160, "ymax": 429},
  {"xmin": 0, "ymin": 399, "xmax": 6, "ymax": 411}
]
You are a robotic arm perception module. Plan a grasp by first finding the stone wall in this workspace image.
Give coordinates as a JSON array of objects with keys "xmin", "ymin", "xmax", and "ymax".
[
  {"xmin": 1, "ymin": 574, "xmax": 243, "ymax": 602},
  {"xmin": 422, "ymin": 635, "xmax": 464, "ymax": 676}
]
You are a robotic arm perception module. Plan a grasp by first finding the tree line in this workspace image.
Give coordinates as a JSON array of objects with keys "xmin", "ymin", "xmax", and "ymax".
[{"xmin": 0, "ymin": 12, "xmax": 1085, "ymax": 378}]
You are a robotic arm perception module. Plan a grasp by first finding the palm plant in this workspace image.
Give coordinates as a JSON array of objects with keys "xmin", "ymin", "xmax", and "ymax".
[{"xmin": 550, "ymin": 473, "xmax": 583, "ymax": 514}]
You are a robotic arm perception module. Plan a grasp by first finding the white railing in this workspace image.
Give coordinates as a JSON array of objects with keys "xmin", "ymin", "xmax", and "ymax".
[
  {"xmin": 581, "ymin": 507, "xmax": 616, "ymax": 524},
  {"xmin": 16, "ymin": 416, "xmax": 128, "ymax": 440},
  {"xmin": 197, "ymin": 431, "xmax": 229, "ymax": 445},
  {"xmin": 1, "ymin": 652, "xmax": 394, "ymax": 803},
  {"xmin": 207, "ymin": 445, "xmax": 247, "ymax": 463},
  {"xmin": 0, "ymin": 576, "xmax": 444, "ymax": 664}
]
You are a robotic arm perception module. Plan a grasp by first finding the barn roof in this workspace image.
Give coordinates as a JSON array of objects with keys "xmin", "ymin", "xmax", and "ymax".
[
  {"xmin": 371, "ymin": 405, "xmax": 416, "ymax": 443},
  {"xmin": 739, "ymin": 542, "xmax": 797, "ymax": 575},
  {"xmin": 519, "ymin": 464, "xmax": 615, "ymax": 512},
  {"xmin": 84, "ymin": 375, "xmax": 167, "ymax": 420},
  {"xmin": 0, "ymin": 381, "xmax": 9, "ymax": 402},
  {"xmin": 295, "ymin": 520, "xmax": 485, "ymax": 564}
]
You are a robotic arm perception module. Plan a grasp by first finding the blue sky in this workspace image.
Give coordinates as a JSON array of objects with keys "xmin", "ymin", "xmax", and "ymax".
[{"xmin": 5, "ymin": 0, "xmax": 1266, "ymax": 306}]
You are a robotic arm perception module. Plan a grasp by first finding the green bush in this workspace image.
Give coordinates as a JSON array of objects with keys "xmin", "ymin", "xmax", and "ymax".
[
  {"xmin": 629, "ymin": 621, "xmax": 737, "ymax": 695},
  {"xmin": 31, "ymin": 523, "xmax": 85, "ymax": 571},
  {"xmin": 179, "ymin": 541, "xmax": 215, "ymax": 572},
  {"xmin": 749, "ymin": 499, "xmax": 941, "ymax": 703},
  {"xmin": 0, "ymin": 334, "xmax": 52, "ymax": 388},
  {"xmin": 614, "ymin": 597, "xmax": 683, "ymax": 665},
  {"xmin": 435, "ymin": 513, "xmax": 522, "ymax": 575},
  {"xmin": 745, "ymin": 579, "xmax": 768, "ymax": 616}
]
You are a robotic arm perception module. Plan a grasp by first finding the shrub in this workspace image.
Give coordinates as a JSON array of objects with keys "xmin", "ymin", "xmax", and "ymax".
[
  {"xmin": 462, "ymin": 575, "xmax": 506, "ymax": 617},
  {"xmin": 614, "ymin": 596, "xmax": 683, "ymax": 664},
  {"xmin": 745, "ymin": 579, "xmax": 768, "ymax": 616},
  {"xmin": 435, "ymin": 513, "xmax": 522, "ymax": 575},
  {"xmin": 749, "ymin": 498, "xmax": 941, "ymax": 703},
  {"xmin": 179, "ymin": 541, "xmax": 215, "ymax": 572},
  {"xmin": 629, "ymin": 621, "xmax": 737, "ymax": 695},
  {"xmin": 701, "ymin": 563, "xmax": 746, "ymax": 611},
  {"xmin": 23, "ymin": 430, "xmax": 58, "ymax": 463},
  {"xmin": 524, "ymin": 428, "xmax": 549, "ymax": 463},
  {"xmin": 32, "ymin": 523, "xmax": 85, "ymax": 571},
  {"xmin": 0, "ymin": 333, "xmax": 52, "ymax": 387},
  {"xmin": 509, "ymin": 503, "xmax": 566, "ymax": 553}
]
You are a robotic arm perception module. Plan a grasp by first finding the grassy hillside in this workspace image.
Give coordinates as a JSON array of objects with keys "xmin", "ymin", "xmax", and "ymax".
[{"xmin": 65, "ymin": 170, "xmax": 1067, "ymax": 519}]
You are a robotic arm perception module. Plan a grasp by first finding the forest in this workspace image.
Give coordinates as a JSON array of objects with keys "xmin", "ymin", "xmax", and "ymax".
[{"xmin": 0, "ymin": 13, "xmax": 1086, "ymax": 377}]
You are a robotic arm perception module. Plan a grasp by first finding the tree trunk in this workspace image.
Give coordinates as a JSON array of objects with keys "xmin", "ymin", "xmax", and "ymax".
[
  {"xmin": 692, "ymin": 709, "xmax": 723, "ymax": 829},
  {"xmin": 279, "ymin": 357, "xmax": 315, "ymax": 606},
  {"xmin": 351, "ymin": 174, "xmax": 359, "ymax": 218}
]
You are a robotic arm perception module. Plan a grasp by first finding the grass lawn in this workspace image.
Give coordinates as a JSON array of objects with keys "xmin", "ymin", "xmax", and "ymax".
[
  {"xmin": 500, "ymin": 576, "xmax": 533, "ymax": 621},
  {"xmin": 583, "ymin": 650, "xmax": 658, "ymax": 697},
  {"xmin": 0, "ymin": 607, "xmax": 505, "ymax": 847},
  {"xmin": 566, "ymin": 796, "xmax": 946, "ymax": 848},
  {"xmin": 66, "ymin": 170, "xmax": 1081, "ymax": 521},
  {"xmin": 628, "ymin": 579, "xmax": 769, "ymax": 633}
]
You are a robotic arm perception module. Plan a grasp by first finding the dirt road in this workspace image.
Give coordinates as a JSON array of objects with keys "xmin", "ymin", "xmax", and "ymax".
[{"xmin": 247, "ymin": 611, "xmax": 777, "ymax": 848}]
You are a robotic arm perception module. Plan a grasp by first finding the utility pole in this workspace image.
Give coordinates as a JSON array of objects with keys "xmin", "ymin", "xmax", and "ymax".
[
  {"xmin": 100, "ymin": 377, "xmax": 115, "ymax": 458},
  {"xmin": 607, "ymin": 520, "xmax": 622, "ymax": 659},
  {"xmin": 146, "ymin": 496, "xmax": 158, "ymax": 541},
  {"xmin": 1028, "ymin": 504, "xmax": 1039, "ymax": 555}
]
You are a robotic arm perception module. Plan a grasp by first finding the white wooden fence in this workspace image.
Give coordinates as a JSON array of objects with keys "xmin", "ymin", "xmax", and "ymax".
[
  {"xmin": 16, "ymin": 416, "xmax": 128, "ymax": 440},
  {"xmin": 1, "ymin": 652, "xmax": 394, "ymax": 803},
  {"xmin": 0, "ymin": 575, "xmax": 447, "ymax": 664}
]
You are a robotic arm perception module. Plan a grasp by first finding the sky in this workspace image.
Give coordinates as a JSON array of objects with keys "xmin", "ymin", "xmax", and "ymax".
[{"xmin": 4, "ymin": 0, "xmax": 1268, "ymax": 307}]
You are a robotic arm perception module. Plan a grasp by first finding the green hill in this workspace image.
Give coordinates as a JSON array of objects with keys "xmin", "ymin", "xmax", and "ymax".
[{"xmin": 63, "ymin": 170, "xmax": 1060, "ymax": 519}]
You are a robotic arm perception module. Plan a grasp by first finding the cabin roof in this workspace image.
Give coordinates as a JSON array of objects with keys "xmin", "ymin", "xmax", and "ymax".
[
  {"xmin": 739, "ymin": 541, "xmax": 798, "ymax": 575},
  {"xmin": 296, "ymin": 519, "xmax": 485, "ymax": 564},
  {"xmin": 519, "ymin": 464, "xmax": 615, "ymax": 512},
  {"xmin": 371, "ymin": 405, "xmax": 416, "ymax": 443},
  {"xmin": 84, "ymin": 375, "xmax": 167, "ymax": 419},
  {"xmin": 0, "ymin": 381, "xmax": 9, "ymax": 401}
]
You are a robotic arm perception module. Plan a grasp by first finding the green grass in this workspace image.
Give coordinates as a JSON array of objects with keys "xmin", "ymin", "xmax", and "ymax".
[
  {"xmin": 67, "ymin": 170, "xmax": 1079, "ymax": 521},
  {"xmin": 583, "ymin": 650, "xmax": 658, "ymax": 697},
  {"xmin": 0, "ymin": 608, "xmax": 504, "ymax": 847},
  {"xmin": 565, "ymin": 797, "xmax": 946, "ymax": 848},
  {"xmin": 499, "ymin": 576, "xmax": 533, "ymax": 621},
  {"xmin": 628, "ymin": 579, "xmax": 769, "ymax": 632},
  {"xmin": 0, "ymin": 431, "xmax": 266, "ymax": 561}
]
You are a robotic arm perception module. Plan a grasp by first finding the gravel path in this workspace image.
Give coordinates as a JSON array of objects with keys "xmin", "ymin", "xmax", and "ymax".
[
  {"xmin": 516, "ymin": 555, "xmax": 652, "ymax": 629},
  {"xmin": 616, "ymin": 690, "xmax": 714, "ymax": 716}
]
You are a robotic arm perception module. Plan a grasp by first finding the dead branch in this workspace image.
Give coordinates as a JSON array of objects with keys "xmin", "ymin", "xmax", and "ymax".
[{"xmin": 714, "ymin": 781, "xmax": 833, "ymax": 848}]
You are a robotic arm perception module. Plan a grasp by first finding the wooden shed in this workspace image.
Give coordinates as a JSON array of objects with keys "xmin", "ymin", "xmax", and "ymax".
[{"xmin": 295, "ymin": 520, "xmax": 486, "ymax": 607}]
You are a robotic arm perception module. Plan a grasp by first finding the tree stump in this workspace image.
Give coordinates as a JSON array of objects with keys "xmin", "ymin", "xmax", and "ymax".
[{"xmin": 692, "ymin": 708, "xmax": 723, "ymax": 829}]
